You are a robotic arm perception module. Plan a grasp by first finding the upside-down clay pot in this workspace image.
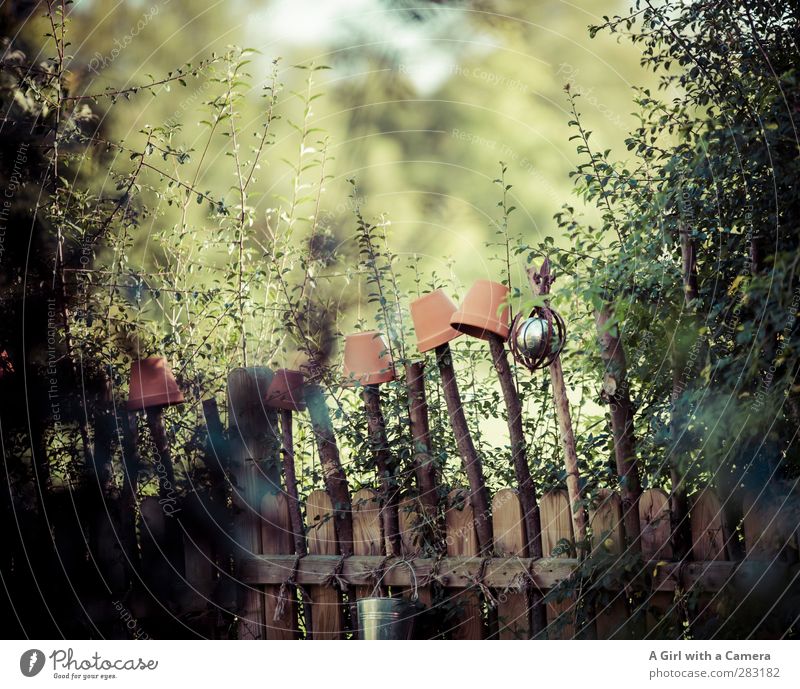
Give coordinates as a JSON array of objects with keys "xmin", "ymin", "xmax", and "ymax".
[
  {"xmin": 264, "ymin": 368, "xmax": 306, "ymax": 412},
  {"xmin": 127, "ymin": 356, "xmax": 185, "ymax": 410},
  {"xmin": 409, "ymin": 289, "xmax": 464, "ymax": 353},
  {"xmin": 342, "ymin": 331, "xmax": 395, "ymax": 386},
  {"xmin": 450, "ymin": 280, "xmax": 511, "ymax": 341}
]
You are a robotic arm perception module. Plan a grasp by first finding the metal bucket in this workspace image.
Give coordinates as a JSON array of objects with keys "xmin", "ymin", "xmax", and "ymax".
[{"xmin": 357, "ymin": 597, "xmax": 416, "ymax": 640}]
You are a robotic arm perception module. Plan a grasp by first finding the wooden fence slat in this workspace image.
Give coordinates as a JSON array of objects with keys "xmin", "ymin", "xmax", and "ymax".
[
  {"xmin": 398, "ymin": 496, "xmax": 433, "ymax": 608},
  {"xmin": 492, "ymin": 489, "xmax": 530, "ymax": 639},
  {"xmin": 590, "ymin": 489, "xmax": 624, "ymax": 552},
  {"xmin": 590, "ymin": 489, "xmax": 630, "ymax": 639},
  {"xmin": 227, "ymin": 367, "xmax": 282, "ymax": 486},
  {"xmin": 231, "ymin": 461, "xmax": 265, "ymax": 639},
  {"xmin": 352, "ymin": 487, "xmax": 383, "ymax": 634},
  {"xmin": 639, "ymin": 488, "xmax": 677, "ymax": 638},
  {"xmin": 691, "ymin": 489, "xmax": 729, "ymax": 561},
  {"xmin": 688, "ymin": 488, "xmax": 729, "ymax": 635},
  {"xmin": 740, "ymin": 490, "xmax": 799, "ymax": 637},
  {"xmin": 137, "ymin": 496, "xmax": 173, "ymax": 634},
  {"xmin": 95, "ymin": 502, "xmax": 127, "ymax": 597},
  {"xmin": 445, "ymin": 488, "xmax": 483, "ymax": 639},
  {"xmin": 640, "ymin": 488, "xmax": 673, "ymax": 560},
  {"xmin": 540, "ymin": 489, "xmax": 575, "ymax": 639},
  {"xmin": 180, "ymin": 491, "xmax": 217, "ymax": 625},
  {"xmin": 261, "ymin": 492, "xmax": 296, "ymax": 639},
  {"xmin": 228, "ymin": 367, "xmax": 281, "ymax": 640},
  {"xmin": 307, "ymin": 489, "xmax": 344, "ymax": 639},
  {"xmin": 743, "ymin": 491, "xmax": 795, "ymax": 560}
]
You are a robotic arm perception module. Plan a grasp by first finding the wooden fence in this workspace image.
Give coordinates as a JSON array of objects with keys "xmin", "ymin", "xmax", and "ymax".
[{"xmin": 72, "ymin": 367, "xmax": 800, "ymax": 640}]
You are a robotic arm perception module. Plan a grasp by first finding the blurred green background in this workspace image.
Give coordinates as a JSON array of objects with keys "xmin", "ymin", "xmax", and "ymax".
[{"xmin": 26, "ymin": 0, "xmax": 653, "ymax": 295}]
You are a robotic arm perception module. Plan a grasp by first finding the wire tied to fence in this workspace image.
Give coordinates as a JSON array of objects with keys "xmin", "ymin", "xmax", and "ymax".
[
  {"xmin": 323, "ymin": 554, "xmax": 350, "ymax": 591},
  {"xmin": 521, "ymin": 555, "xmax": 545, "ymax": 597},
  {"xmin": 420, "ymin": 551, "xmax": 447, "ymax": 588},
  {"xmin": 468, "ymin": 557, "xmax": 500, "ymax": 609},
  {"xmin": 364, "ymin": 555, "xmax": 393, "ymax": 598},
  {"xmin": 273, "ymin": 554, "xmax": 310, "ymax": 622},
  {"xmin": 504, "ymin": 572, "xmax": 530, "ymax": 598}
]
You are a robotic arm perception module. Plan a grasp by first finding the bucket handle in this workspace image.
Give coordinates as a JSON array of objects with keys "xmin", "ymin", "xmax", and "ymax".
[{"xmin": 370, "ymin": 558, "xmax": 419, "ymax": 602}]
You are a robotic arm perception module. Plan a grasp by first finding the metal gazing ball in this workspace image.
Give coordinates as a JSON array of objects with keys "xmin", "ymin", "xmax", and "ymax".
[
  {"xmin": 509, "ymin": 306, "xmax": 566, "ymax": 371},
  {"xmin": 517, "ymin": 317, "xmax": 549, "ymax": 357}
]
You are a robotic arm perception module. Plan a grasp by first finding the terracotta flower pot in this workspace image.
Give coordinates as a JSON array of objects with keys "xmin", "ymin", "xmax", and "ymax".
[
  {"xmin": 342, "ymin": 331, "xmax": 395, "ymax": 386},
  {"xmin": 264, "ymin": 368, "xmax": 306, "ymax": 412},
  {"xmin": 409, "ymin": 289, "xmax": 463, "ymax": 353},
  {"xmin": 127, "ymin": 356, "xmax": 185, "ymax": 411},
  {"xmin": 450, "ymin": 280, "xmax": 510, "ymax": 341}
]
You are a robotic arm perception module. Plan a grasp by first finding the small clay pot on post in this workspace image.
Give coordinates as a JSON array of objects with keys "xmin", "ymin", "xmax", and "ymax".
[
  {"xmin": 342, "ymin": 332, "xmax": 401, "ymax": 556},
  {"xmin": 449, "ymin": 280, "xmax": 510, "ymax": 341},
  {"xmin": 127, "ymin": 356, "xmax": 184, "ymax": 506},
  {"xmin": 410, "ymin": 289, "xmax": 493, "ymax": 555},
  {"xmin": 127, "ymin": 356, "xmax": 185, "ymax": 575},
  {"xmin": 342, "ymin": 331, "xmax": 395, "ymax": 386},
  {"xmin": 450, "ymin": 281, "xmax": 546, "ymax": 636},
  {"xmin": 264, "ymin": 368, "xmax": 307, "ymax": 557}
]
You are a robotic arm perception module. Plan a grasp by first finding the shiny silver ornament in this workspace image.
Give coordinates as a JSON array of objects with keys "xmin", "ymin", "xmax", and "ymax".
[
  {"xmin": 516, "ymin": 317, "xmax": 549, "ymax": 359},
  {"xmin": 509, "ymin": 307, "xmax": 566, "ymax": 372}
]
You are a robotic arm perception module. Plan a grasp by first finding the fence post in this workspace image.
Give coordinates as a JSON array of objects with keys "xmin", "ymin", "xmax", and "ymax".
[
  {"xmin": 595, "ymin": 309, "xmax": 643, "ymax": 551},
  {"xmin": 305, "ymin": 383, "xmax": 354, "ymax": 556},
  {"xmin": 362, "ymin": 384, "xmax": 401, "ymax": 555},
  {"xmin": 397, "ymin": 495, "xmax": 434, "ymax": 613},
  {"xmin": 529, "ymin": 261, "xmax": 588, "ymax": 544},
  {"xmin": 691, "ymin": 489, "xmax": 729, "ymax": 561},
  {"xmin": 436, "ymin": 344, "xmax": 493, "ymax": 554},
  {"xmin": 279, "ymin": 408, "xmax": 306, "ymax": 557},
  {"xmin": 145, "ymin": 406, "xmax": 185, "ymax": 582},
  {"xmin": 405, "ymin": 361, "xmax": 439, "ymax": 524},
  {"xmin": 739, "ymin": 490, "xmax": 797, "ymax": 637}
]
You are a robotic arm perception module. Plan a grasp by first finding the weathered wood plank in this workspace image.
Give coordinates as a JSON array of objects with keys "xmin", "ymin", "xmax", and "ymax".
[
  {"xmin": 261, "ymin": 492, "xmax": 296, "ymax": 639},
  {"xmin": 691, "ymin": 489, "xmax": 729, "ymax": 561},
  {"xmin": 492, "ymin": 489, "xmax": 530, "ymax": 639},
  {"xmin": 352, "ymin": 487, "xmax": 384, "ymax": 634},
  {"xmin": 445, "ymin": 488, "xmax": 483, "ymax": 639},
  {"xmin": 640, "ymin": 488, "xmax": 673, "ymax": 560},
  {"xmin": 180, "ymin": 491, "xmax": 217, "ymax": 620},
  {"xmin": 590, "ymin": 489, "xmax": 631, "ymax": 639},
  {"xmin": 228, "ymin": 367, "xmax": 280, "ymax": 640},
  {"xmin": 306, "ymin": 489, "xmax": 344, "ymax": 639},
  {"xmin": 240, "ymin": 555, "xmax": 779, "ymax": 593},
  {"xmin": 398, "ymin": 496, "xmax": 433, "ymax": 608},
  {"xmin": 540, "ymin": 490, "xmax": 575, "ymax": 638},
  {"xmin": 688, "ymin": 488, "xmax": 729, "ymax": 634},
  {"xmin": 743, "ymin": 491, "xmax": 795, "ymax": 560},
  {"xmin": 639, "ymin": 488, "xmax": 677, "ymax": 638}
]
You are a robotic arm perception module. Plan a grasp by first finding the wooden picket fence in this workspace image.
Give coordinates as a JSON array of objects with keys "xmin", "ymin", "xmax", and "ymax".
[
  {"xmin": 137, "ymin": 480, "xmax": 800, "ymax": 640},
  {"xmin": 116, "ymin": 368, "xmax": 800, "ymax": 640}
]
